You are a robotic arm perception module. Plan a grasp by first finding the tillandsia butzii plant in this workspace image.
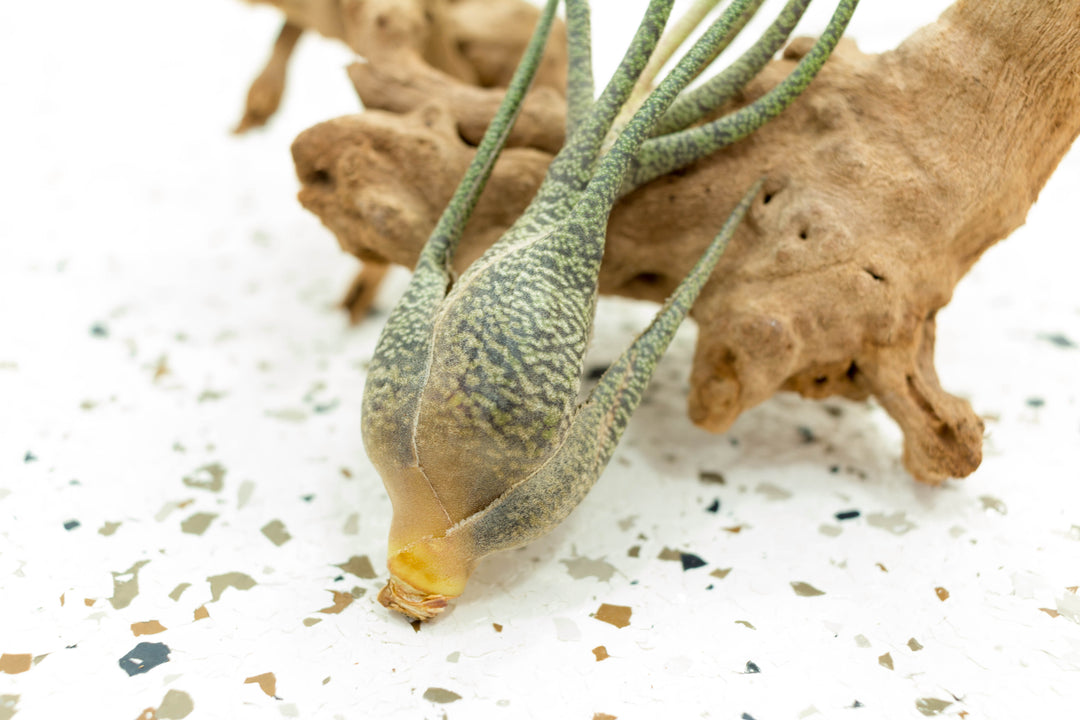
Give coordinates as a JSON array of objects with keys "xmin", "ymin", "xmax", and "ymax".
[{"xmin": 361, "ymin": 0, "xmax": 857, "ymax": 621}]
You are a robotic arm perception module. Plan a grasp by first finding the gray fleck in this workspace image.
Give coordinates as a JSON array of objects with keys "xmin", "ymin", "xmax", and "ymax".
[
  {"xmin": 791, "ymin": 581, "xmax": 825, "ymax": 597},
  {"xmin": 553, "ymin": 617, "xmax": 581, "ymax": 642},
  {"xmin": 237, "ymin": 480, "xmax": 256, "ymax": 509},
  {"xmin": 866, "ymin": 511, "xmax": 917, "ymax": 535},
  {"xmin": 423, "ymin": 688, "xmax": 462, "ymax": 704},
  {"xmin": 342, "ymin": 513, "xmax": 360, "ymax": 535},
  {"xmin": 265, "ymin": 408, "xmax": 307, "ymax": 423},
  {"xmin": 109, "ymin": 560, "xmax": 151, "ymax": 609},
  {"xmin": 755, "ymin": 482, "xmax": 792, "ymax": 501},
  {"xmin": 915, "ymin": 698, "xmax": 952, "ymax": 716},
  {"xmin": 180, "ymin": 512, "xmax": 217, "ymax": 535},
  {"xmin": 560, "ymin": 555, "xmax": 616, "ymax": 582},
  {"xmin": 207, "ymin": 572, "xmax": 257, "ymax": 602},
  {"xmin": 261, "ymin": 520, "xmax": 292, "ymax": 546},
  {"xmin": 183, "ymin": 463, "xmax": 226, "ymax": 492}
]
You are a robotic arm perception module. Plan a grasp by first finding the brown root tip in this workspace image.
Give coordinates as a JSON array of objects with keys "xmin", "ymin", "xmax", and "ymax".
[{"xmin": 378, "ymin": 577, "xmax": 452, "ymax": 621}]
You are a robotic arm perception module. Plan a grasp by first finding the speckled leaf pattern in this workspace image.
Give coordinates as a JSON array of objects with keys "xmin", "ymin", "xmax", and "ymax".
[{"xmin": 363, "ymin": 0, "xmax": 859, "ymax": 612}]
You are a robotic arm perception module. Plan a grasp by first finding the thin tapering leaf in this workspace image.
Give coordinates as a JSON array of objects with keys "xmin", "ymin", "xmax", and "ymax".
[
  {"xmin": 565, "ymin": 0, "xmax": 594, "ymax": 137},
  {"xmin": 624, "ymin": 0, "xmax": 858, "ymax": 192},
  {"xmin": 571, "ymin": 0, "xmax": 773, "ymax": 220},
  {"xmin": 619, "ymin": 0, "xmax": 766, "ymax": 132},
  {"xmin": 530, "ymin": 0, "xmax": 675, "ymax": 206},
  {"xmin": 421, "ymin": 0, "xmax": 560, "ymax": 267},
  {"xmin": 652, "ymin": 0, "xmax": 813, "ymax": 137},
  {"xmin": 629, "ymin": 0, "xmax": 726, "ymax": 105}
]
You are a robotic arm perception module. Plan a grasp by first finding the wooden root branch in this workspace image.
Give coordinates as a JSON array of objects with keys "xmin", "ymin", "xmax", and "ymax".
[{"xmin": 290, "ymin": 0, "xmax": 1080, "ymax": 483}]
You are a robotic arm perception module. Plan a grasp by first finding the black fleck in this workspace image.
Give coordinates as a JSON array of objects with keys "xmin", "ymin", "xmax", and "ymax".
[
  {"xmin": 301, "ymin": 494, "xmax": 315, "ymax": 503},
  {"xmin": 680, "ymin": 553, "xmax": 707, "ymax": 571},
  {"xmin": 829, "ymin": 465, "xmax": 840, "ymax": 474},
  {"xmin": 90, "ymin": 323, "xmax": 109, "ymax": 338},
  {"xmin": 1039, "ymin": 332, "xmax": 1077, "ymax": 349},
  {"xmin": 24, "ymin": 451, "xmax": 37, "ymax": 463},
  {"xmin": 333, "ymin": 575, "xmax": 345, "ymax": 582},
  {"xmin": 118, "ymin": 642, "xmax": 170, "ymax": 676},
  {"xmin": 1026, "ymin": 397, "xmax": 1045, "ymax": 408},
  {"xmin": 706, "ymin": 584, "xmax": 714, "ymax": 590},
  {"xmin": 63, "ymin": 520, "xmax": 80, "ymax": 531},
  {"xmin": 797, "ymin": 426, "xmax": 816, "ymax": 444},
  {"xmin": 835, "ymin": 510, "xmax": 860, "ymax": 521},
  {"xmin": 742, "ymin": 714, "xmax": 757, "ymax": 720},
  {"xmin": 745, "ymin": 661, "xmax": 761, "ymax": 674},
  {"xmin": 852, "ymin": 700, "xmax": 864, "ymax": 708},
  {"xmin": 706, "ymin": 498, "xmax": 720, "ymax": 514},
  {"xmin": 585, "ymin": 365, "xmax": 609, "ymax": 381},
  {"xmin": 313, "ymin": 400, "xmax": 339, "ymax": 414}
]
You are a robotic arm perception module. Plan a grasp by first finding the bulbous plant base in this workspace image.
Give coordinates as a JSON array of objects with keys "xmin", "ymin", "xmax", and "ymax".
[{"xmin": 377, "ymin": 576, "xmax": 453, "ymax": 622}]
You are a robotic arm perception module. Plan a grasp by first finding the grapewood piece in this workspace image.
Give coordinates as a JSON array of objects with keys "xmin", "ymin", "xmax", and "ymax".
[
  {"xmin": 294, "ymin": 0, "xmax": 1080, "ymax": 483},
  {"xmin": 234, "ymin": 0, "xmax": 568, "ymax": 133}
]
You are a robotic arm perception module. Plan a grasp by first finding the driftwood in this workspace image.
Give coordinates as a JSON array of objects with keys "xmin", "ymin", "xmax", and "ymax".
[
  {"xmin": 291, "ymin": 0, "xmax": 1080, "ymax": 483},
  {"xmin": 235, "ymin": 0, "xmax": 567, "ymax": 133}
]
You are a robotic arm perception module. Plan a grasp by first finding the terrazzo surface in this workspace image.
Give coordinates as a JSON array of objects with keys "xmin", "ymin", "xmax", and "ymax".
[{"xmin": 2, "ymin": 1, "xmax": 1079, "ymax": 718}]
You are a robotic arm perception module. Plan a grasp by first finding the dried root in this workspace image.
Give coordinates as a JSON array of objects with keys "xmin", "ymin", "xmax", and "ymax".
[{"xmin": 293, "ymin": 0, "xmax": 1080, "ymax": 484}]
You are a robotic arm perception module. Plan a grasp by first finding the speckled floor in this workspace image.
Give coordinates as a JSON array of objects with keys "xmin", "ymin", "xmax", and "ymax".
[{"xmin": 2, "ymin": 1, "xmax": 1079, "ymax": 719}]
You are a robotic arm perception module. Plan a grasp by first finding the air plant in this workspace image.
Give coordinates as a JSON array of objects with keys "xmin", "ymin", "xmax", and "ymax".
[{"xmin": 361, "ymin": 0, "xmax": 857, "ymax": 621}]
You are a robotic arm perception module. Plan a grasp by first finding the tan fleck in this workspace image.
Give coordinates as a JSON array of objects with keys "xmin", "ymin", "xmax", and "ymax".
[
  {"xmin": 592, "ymin": 646, "xmax": 609, "ymax": 661},
  {"xmin": 594, "ymin": 604, "xmax": 632, "ymax": 628},
  {"xmin": 935, "ymin": 586, "xmax": 950, "ymax": 601},
  {"xmin": 131, "ymin": 620, "xmax": 167, "ymax": 636},
  {"xmin": 657, "ymin": 547, "xmax": 681, "ymax": 561},
  {"xmin": 98, "ymin": 521, "xmax": 121, "ymax": 536},
  {"xmin": 0, "ymin": 655, "xmax": 32, "ymax": 675},
  {"xmin": 245, "ymin": 672, "xmax": 277, "ymax": 698},
  {"xmin": 319, "ymin": 591, "xmax": 354, "ymax": 614},
  {"xmin": 194, "ymin": 606, "xmax": 209, "ymax": 621},
  {"xmin": 336, "ymin": 555, "xmax": 376, "ymax": 579},
  {"xmin": 878, "ymin": 652, "xmax": 893, "ymax": 670},
  {"xmin": 710, "ymin": 568, "xmax": 732, "ymax": 579},
  {"xmin": 735, "ymin": 620, "xmax": 755, "ymax": 629},
  {"xmin": 907, "ymin": 637, "xmax": 924, "ymax": 651},
  {"xmin": 1039, "ymin": 607, "xmax": 1060, "ymax": 618}
]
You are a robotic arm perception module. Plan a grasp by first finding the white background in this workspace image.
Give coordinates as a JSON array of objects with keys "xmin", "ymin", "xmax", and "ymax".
[{"xmin": 2, "ymin": 1, "xmax": 1079, "ymax": 718}]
